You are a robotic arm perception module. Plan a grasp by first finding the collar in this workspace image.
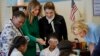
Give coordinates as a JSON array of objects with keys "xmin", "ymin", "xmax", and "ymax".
[
  {"xmin": 47, "ymin": 46, "xmax": 58, "ymax": 52},
  {"xmin": 10, "ymin": 19, "xmax": 18, "ymax": 29},
  {"xmin": 9, "ymin": 19, "xmax": 23, "ymax": 35},
  {"xmin": 46, "ymin": 15, "xmax": 55, "ymax": 23}
]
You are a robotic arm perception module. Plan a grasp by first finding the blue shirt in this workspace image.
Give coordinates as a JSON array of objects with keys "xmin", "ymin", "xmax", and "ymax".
[{"xmin": 84, "ymin": 23, "xmax": 100, "ymax": 46}]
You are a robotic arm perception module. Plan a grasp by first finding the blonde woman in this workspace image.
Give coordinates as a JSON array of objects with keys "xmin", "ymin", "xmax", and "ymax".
[
  {"xmin": 71, "ymin": 20, "xmax": 100, "ymax": 55},
  {"xmin": 21, "ymin": 0, "xmax": 45, "ymax": 56}
]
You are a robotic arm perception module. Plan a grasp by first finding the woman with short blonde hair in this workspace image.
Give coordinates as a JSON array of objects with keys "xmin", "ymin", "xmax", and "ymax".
[
  {"xmin": 71, "ymin": 20, "xmax": 100, "ymax": 55},
  {"xmin": 71, "ymin": 20, "xmax": 88, "ymax": 37}
]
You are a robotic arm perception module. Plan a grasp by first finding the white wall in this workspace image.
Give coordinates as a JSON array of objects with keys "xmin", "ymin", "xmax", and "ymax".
[
  {"xmin": 0, "ymin": 0, "xmax": 12, "ymax": 31},
  {"xmin": 0, "ymin": 0, "xmax": 100, "ymax": 41},
  {"xmin": 0, "ymin": 1, "xmax": 2, "ymax": 31}
]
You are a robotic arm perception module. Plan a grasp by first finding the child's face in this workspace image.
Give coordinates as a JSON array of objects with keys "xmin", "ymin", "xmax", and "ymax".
[
  {"xmin": 49, "ymin": 38, "xmax": 58, "ymax": 49},
  {"xmin": 21, "ymin": 43, "xmax": 28, "ymax": 53}
]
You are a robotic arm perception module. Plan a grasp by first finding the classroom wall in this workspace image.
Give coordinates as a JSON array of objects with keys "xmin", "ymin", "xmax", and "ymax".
[
  {"xmin": 0, "ymin": 0, "xmax": 100, "ymax": 41},
  {"xmin": 0, "ymin": 1, "xmax": 1, "ymax": 32},
  {"xmin": 0, "ymin": 0, "xmax": 12, "ymax": 32}
]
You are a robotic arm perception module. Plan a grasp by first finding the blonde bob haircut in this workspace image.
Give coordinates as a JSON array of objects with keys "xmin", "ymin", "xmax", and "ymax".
[{"xmin": 71, "ymin": 20, "xmax": 88, "ymax": 35}]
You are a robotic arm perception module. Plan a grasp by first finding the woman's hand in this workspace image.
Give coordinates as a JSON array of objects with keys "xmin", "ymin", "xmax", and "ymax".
[{"xmin": 37, "ymin": 38, "xmax": 46, "ymax": 45}]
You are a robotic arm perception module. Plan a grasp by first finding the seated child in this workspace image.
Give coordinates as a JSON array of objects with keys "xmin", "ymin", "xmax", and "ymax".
[
  {"xmin": 40, "ymin": 33, "xmax": 60, "ymax": 56},
  {"xmin": 58, "ymin": 40, "xmax": 77, "ymax": 56},
  {"xmin": 8, "ymin": 36, "xmax": 28, "ymax": 56}
]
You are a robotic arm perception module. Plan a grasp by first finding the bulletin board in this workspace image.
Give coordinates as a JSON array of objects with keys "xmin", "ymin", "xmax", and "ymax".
[{"xmin": 93, "ymin": 0, "xmax": 100, "ymax": 16}]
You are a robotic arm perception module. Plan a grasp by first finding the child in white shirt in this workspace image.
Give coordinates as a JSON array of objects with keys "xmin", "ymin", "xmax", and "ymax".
[
  {"xmin": 40, "ymin": 33, "xmax": 60, "ymax": 56},
  {"xmin": 8, "ymin": 36, "xmax": 28, "ymax": 56}
]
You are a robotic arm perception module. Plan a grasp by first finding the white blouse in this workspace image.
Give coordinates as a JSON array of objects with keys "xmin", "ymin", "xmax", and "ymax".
[
  {"xmin": 10, "ymin": 48, "xmax": 23, "ymax": 56},
  {"xmin": 40, "ymin": 47, "xmax": 60, "ymax": 56}
]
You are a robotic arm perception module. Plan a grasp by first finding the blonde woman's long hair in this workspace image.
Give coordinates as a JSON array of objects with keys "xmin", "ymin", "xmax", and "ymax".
[
  {"xmin": 71, "ymin": 20, "xmax": 88, "ymax": 35},
  {"xmin": 27, "ymin": 0, "xmax": 41, "ymax": 24}
]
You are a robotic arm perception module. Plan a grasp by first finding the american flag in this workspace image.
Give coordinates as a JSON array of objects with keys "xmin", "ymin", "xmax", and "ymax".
[{"xmin": 70, "ymin": 0, "xmax": 78, "ymax": 21}]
